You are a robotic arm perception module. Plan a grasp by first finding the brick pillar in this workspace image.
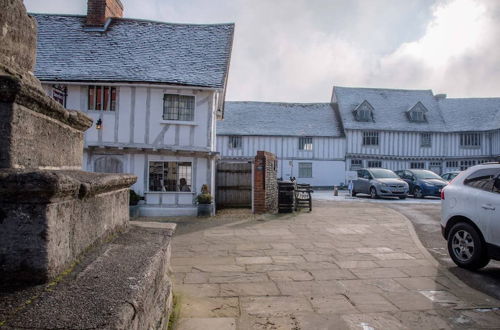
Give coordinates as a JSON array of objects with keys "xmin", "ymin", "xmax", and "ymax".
[{"xmin": 253, "ymin": 151, "xmax": 278, "ymax": 214}]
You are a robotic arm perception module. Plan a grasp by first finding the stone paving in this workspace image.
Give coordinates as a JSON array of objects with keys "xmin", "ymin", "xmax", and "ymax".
[{"xmin": 171, "ymin": 202, "xmax": 500, "ymax": 329}]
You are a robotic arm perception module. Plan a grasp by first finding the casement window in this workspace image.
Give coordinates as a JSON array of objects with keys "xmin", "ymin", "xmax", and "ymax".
[
  {"xmin": 367, "ymin": 160, "xmax": 382, "ymax": 168},
  {"xmin": 460, "ymin": 133, "xmax": 481, "ymax": 147},
  {"xmin": 298, "ymin": 162, "xmax": 313, "ymax": 178},
  {"xmin": 163, "ymin": 94, "xmax": 195, "ymax": 121},
  {"xmin": 420, "ymin": 133, "xmax": 432, "ymax": 147},
  {"xmin": 228, "ymin": 136, "xmax": 242, "ymax": 149},
  {"xmin": 409, "ymin": 110, "xmax": 426, "ymax": 122},
  {"xmin": 357, "ymin": 108, "xmax": 372, "ymax": 121},
  {"xmin": 446, "ymin": 161, "xmax": 458, "ymax": 168},
  {"xmin": 362, "ymin": 131, "xmax": 379, "ymax": 146},
  {"xmin": 460, "ymin": 160, "xmax": 476, "ymax": 171},
  {"xmin": 88, "ymin": 86, "xmax": 117, "ymax": 111},
  {"xmin": 298, "ymin": 137, "xmax": 313, "ymax": 151},
  {"xmin": 410, "ymin": 162, "xmax": 425, "ymax": 169},
  {"xmin": 350, "ymin": 159, "xmax": 363, "ymax": 170},
  {"xmin": 52, "ymin": 84, "xmax": 67, "ymax": 107},
  {"xmin": 354, "ymin": 101, "xmax": 373, "ymax": 122},
  {"xmin": 148, "ymin": 161, "xmax": 192, "ymax": 192}
]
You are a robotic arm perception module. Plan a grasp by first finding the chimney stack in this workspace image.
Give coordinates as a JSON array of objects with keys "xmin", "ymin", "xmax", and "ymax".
[{"xmin": 86, "ymin": 0, "xmax": 123, "ymax": 27}]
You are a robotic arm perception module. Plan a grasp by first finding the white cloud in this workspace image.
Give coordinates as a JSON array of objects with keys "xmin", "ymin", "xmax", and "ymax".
[{"xmin": 23, "ymin": 0, "xmax": 500, "ymax": 101}]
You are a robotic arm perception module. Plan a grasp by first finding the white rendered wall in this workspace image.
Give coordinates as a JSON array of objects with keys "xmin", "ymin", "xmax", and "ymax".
[
  {"xmin": 278, "ymin": 159, "xmax": 346, "ymax": 187},
  {"xmin": 50, "ymin": 84, "xmax": 217, "ymax": 152},
  {"xmin": 217, "ymin": 135, "xmax": 346, "ymax": 160}
]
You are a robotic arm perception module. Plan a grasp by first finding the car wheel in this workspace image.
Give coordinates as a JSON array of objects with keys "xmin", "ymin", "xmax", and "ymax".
[
  {"xmin": 447, "ymin": 222, "xmax": 490, "ymax": 270},
  {"xmin": 351, "ymin": 190, "xmax": 357, "ymax": 197},
  {"xmin": 370, "ymin": 187, "xmax": 378, "ymax": 199},
  {"xmin": 399, "ymin": 196, "xmax": 406, "ymax": 200},
  {"xmin": 413, "ymin": 187, "xmax": 423, "ymax": 198}
]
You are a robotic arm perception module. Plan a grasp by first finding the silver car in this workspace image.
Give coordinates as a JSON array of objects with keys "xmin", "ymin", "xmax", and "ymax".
[{"xmin": 352, "ymin": 168, "xmax": 409, "ymax": 199}]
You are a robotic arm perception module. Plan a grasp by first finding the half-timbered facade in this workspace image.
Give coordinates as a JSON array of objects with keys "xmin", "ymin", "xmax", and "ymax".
[
  {"xmin": 333, "ymin": 87, "xmax": 500, "ymax": 177},
  {"xmin": 217, "ymin": 102, "xmax": 346, "ymax": 187},
  {"xmin": 33, "ymin": 0, "xmax": 234, "ymax": 216},
  {"xmin": 217, "ymin": 89, "xmax": 500, "ymax": 187}
]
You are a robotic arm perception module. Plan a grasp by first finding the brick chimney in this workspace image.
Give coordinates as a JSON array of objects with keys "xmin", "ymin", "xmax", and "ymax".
[{"xmin": 86, "ymin": 0, "xmax": 123, "ymax": 27}]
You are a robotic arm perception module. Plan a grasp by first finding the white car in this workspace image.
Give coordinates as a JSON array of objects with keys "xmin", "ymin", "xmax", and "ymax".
[{"xmin": 441, "ymin": 163, "xmax": 500, "ymax": 270}]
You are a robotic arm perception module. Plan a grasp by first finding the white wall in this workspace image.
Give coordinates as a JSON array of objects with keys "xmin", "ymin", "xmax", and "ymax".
[
  {"xmin": 46, "ymin": 83, "xmax": 217, "ymax": 152},
  {"xmin": 346, "ymin": 129, "xmax": 492, "ymax": 157},
  {"xmin": 279, "ymin": 159, "xmax": 345, "ymax": 187},
  {"xmin": 217, "ymin": 135, "xmax": 345, "ymax": 160},
  {"xmin": 84, "ymin": 150, "xmax": 210, "ymax": 204}
]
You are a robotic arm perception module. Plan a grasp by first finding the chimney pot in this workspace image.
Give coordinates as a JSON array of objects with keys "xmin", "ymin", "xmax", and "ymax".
[{"xmin": 86, "ymin": 0, "xmax": 124, "ymax": 27}]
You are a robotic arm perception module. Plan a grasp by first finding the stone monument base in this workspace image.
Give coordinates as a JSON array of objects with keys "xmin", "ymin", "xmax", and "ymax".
[
  {"xmin": 0, "ymin": 169, "xmax": 136, "ymax": 283},
  {"xmin": 0, "ymin": 222, "xmax": 176, "ymax": 329}
]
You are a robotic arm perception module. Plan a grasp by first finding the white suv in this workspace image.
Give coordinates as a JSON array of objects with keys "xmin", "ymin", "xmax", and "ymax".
[{"xmin": 441, "ymin": 163, "xmax": 500, "ymax": 270}]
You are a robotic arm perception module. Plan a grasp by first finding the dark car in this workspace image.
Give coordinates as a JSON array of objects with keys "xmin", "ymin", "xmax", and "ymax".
[
  {"xmin": 352, "ymin": 168, "xmax": 409, "ymax": 199},
  {"xmin": 441, "ymin": 171, "xmax": 460, "ymax": 183},
  {"xmin": 395, "ymin": 169, "xmax": 447, "ymax": 198}
]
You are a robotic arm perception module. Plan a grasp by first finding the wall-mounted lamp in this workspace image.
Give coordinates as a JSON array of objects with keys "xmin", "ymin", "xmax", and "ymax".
[{"xmin": 96, "ymin": 118, "xmax": 102, "ymax": 130}]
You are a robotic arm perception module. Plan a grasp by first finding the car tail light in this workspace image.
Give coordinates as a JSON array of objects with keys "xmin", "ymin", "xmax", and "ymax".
[{"xmin": 440, "ymin": 189, "xmax": 445, "ymax": 200}]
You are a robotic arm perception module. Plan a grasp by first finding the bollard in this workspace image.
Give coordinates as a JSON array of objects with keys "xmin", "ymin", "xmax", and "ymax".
[{"xmin": 334, "ymin": 186, "xmax": 338, "ymax": 196}]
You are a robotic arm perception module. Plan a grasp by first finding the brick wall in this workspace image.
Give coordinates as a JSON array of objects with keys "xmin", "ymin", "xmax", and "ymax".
[
  {"xmin": 86, "ymin": 0, "xmax": 123, "ymax": 27},
  {"xmin": 254, "ymin": 151, "xmax": 278, "ymax": 214}
]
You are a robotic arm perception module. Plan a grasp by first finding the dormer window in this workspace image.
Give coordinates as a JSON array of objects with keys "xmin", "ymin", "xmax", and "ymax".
[
  {"xmin": 407, "ymin": 102, "xmax": 428, "ymax": 122},
  {"xmin": 353, "ymin": 100, "xmax": 374, "ymax": 122}
]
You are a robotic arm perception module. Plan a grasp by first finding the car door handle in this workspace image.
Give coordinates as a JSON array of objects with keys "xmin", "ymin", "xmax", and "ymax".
[{"xmin": 481, "ymin": 204, "xmax": 496, "ymax": 210}]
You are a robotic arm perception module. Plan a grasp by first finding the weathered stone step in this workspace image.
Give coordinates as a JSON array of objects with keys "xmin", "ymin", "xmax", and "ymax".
[{"xmin": 1, "ymin": 222, "xmax": 176, "ymax": 330}]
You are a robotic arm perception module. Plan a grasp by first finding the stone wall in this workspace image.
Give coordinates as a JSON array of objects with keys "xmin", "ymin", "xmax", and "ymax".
[{"xmin": 253, "ymin": 151, "xmax": 278, "ymax": 214}]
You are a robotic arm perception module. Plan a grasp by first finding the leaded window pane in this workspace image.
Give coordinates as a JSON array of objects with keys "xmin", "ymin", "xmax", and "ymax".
[
  {"xmin": 299, "ymin": 137, "xmax": 313, "ymax": 151},
  {"xmin": 163, "ymin": 94, "xmax": 195, "ymax": 121},
  {"xmin": 148, "ymin": 161, "xmax": 192, "ymax": 192}
]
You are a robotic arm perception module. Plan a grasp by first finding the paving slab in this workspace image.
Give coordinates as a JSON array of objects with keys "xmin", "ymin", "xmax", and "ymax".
[{"xmin": 169, "ymin": 201, "xmax": 500, "ymax": 329}]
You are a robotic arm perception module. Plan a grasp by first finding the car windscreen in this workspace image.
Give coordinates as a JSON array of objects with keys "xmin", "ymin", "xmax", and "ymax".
[
  {"xmin": 369, "ymin": 169, "xmax": 399, "ymax": 179},
  {"xmin": 413, "ymin": 170, "xmax": 442, "ymax": 180}
]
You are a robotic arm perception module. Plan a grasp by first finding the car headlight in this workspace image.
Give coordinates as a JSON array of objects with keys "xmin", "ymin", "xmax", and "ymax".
[{"xmin": 380, "ymin": 183, "xmax": 388, "ymax": 187}]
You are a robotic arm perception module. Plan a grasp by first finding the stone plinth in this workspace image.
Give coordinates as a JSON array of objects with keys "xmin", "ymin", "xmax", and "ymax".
[
  {"xmin": 0, "ymin": 75, "xmax": 92, "ymax": 169},
  {"xmin": 1, "ymin": 222, "xmax": 176, "ymax": 329},
  {"xmin": 0, "ymin": 170, "xmax": 137, "ymax": 283}
]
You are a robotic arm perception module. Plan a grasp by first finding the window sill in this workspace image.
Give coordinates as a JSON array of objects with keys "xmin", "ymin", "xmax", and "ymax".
[
  {"xmin": 460, "ymin": 146, "xmax": 481, "ymax": 149},
  {"xmin": 160, "ymin": 120, "xmax": 197, "ymax": 126}
]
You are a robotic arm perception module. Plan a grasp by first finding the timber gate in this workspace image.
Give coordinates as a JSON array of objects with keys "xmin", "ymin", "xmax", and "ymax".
[{"xmin": 216, "ymin": 162, "xmax": 252, "ymax": 209}]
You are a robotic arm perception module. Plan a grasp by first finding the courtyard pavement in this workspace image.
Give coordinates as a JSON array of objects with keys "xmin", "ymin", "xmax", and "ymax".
[{"xmin": 171, "ymin": 201, "xmax": 500, "ymax": 329}]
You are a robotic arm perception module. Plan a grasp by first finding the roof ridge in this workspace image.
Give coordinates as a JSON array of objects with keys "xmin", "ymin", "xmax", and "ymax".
[
  {"xmin": 226, "ymin": 101, "xmax": 331, "ymax": 106},
  {"xmin": 30, "ymin": 13, "xmax": 235, "ymax": 27},
  {"xmin": 334, "ymin": 86, "xmax": 433, "ymax": 93}
]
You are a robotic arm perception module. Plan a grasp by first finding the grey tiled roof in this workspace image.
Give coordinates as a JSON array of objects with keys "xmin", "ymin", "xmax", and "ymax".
[
  {"xmin": 31, "ymin": 14, "xmax": 234, "ymax": 88},
  {"xmin": 217, "ymin": 102, "xmax": 344, "ymax": 137},
  {"xmin": 333, "ymin": 86, "xmax": 447, "ymax": 132},
  {"xmin": 438, "ymin": 98, "xmax": 500, "ymax": 132}
]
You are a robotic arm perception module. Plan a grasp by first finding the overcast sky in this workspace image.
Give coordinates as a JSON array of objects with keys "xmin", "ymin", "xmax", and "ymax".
[{"xmin": 24, "ymin": 0, "xmax": 500, "ymax": 102}]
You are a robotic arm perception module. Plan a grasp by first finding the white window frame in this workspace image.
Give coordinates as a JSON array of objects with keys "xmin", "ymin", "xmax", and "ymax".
[
  {"xmin": 410, "ymin": 162, "xmax": 425, "ymax": 169},
  {"xmin": 362, "ymin": 131, "xmax": 379, "ymax": 146},
  {"xmin": 420, "ymin": 133, "xmax": 432, "ymax": 147},
  {"xmin": 298, "ymin": 162, "xmax": 313, "ymax": 178},
  {"xmin": 367, "ymin": 160, "xmax": 382, "ymax": 168},
  {"xmin": 228, "ymin": 136, "xmax": 242, "ymax": 149},
  {"xmin": 298, "ymin": 137, "xmax": 313, "ymax": 151},
  {"xmin": 163, "ymin": 94, "xmax": 195, "ymax": 121},
  {"xmin": 148, "ymin": 161, "xmax": 193, "ymax": 193},
  {"xmin": 350, "ymin": 159, "xmax": 363, "ymax": 170},
  {"xmin": 460, "ymin": 133, "xmax": 481, "ymax": 148}
]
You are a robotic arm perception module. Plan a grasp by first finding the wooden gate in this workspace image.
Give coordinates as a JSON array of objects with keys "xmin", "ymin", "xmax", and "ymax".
[{"xmin": 216, "ymin": 162, "xmax": 252, "ymax": 209}]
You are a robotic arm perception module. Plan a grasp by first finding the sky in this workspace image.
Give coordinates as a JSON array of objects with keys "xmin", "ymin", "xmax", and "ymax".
[{"xmin": 24, "ymin": 0, "xmax": 500, "ymax": 102}]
